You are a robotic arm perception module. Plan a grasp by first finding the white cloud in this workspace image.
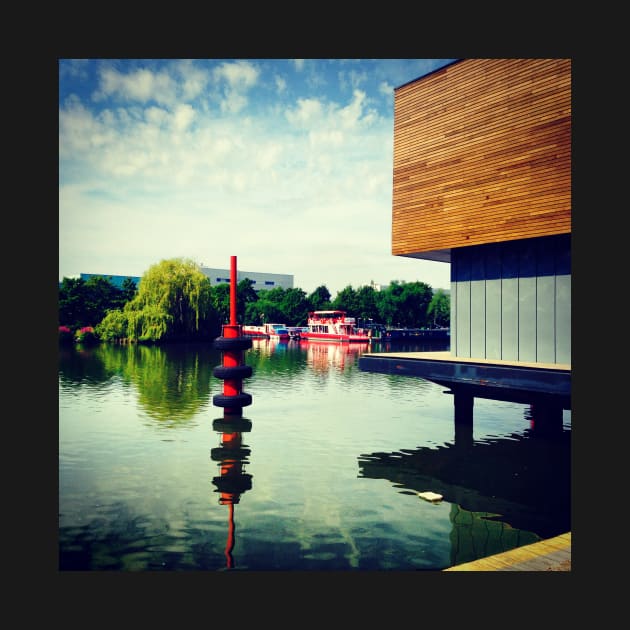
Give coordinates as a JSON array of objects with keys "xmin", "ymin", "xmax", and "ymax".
[
  {"xmin": 338, "ymin": 89, "xmax": 374, "ymax": 129},
  {"xmin": 207, "ymin": 60, "xmax": 261, "ymax": 114},
  {"xmin": 213, "ymin": 60, "xmax": 259, "ymax": 88},
  {"xmin": 275, "ymin": 75, "xmax": 287, "ymax": 93},
  {"xmin": 173, "ymin": 59, "xmax": 209, "ymax": 101},
  {"xmin": 59, "ymin": 58, "xmax": 90, "ymax": 81},
  {"xmin": 339, "ymin": 68, "xmax": 368, "ymax": 92},
  {"xmin": 59, "ymin": 59, "xmax": 454, "ymax": 295},
  {"xmin": 285, "ymin": 97, "xmax": 324, "ymax": 127},
  {"xmin": 378, "ymin": 81, "xmax": 394, "ymax": 97},
  {"xmin": 95, "ymin": 65, "xmax": 179, "ymax": 106},
  {"xmin": 172, "ymin": 103, "xmax": 195, "ymax": 132}
]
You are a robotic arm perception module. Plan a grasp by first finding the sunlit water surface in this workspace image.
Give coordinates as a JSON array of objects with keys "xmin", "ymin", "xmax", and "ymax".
[{"xmin": 59, "ymin": 339, "xmax": 571, "ymax": 571}]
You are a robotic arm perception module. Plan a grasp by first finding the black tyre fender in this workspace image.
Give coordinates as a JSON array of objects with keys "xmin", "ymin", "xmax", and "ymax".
[
  {"xmin": 213, "ymin": 336, "xmax": 253, "ymax": 351},
  {"xmin": 213, "ymin": 364, "xmax": 253, "ymax": 380},
  {"xmin": 213, "ymin": 392, "xmax": 253, "ymax": 408}
]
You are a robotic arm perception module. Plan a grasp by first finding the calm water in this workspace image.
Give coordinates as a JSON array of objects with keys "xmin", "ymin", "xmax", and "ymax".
[{"xmin": 58, "ymin": 338, "xmax": 571, "ymax": 571}]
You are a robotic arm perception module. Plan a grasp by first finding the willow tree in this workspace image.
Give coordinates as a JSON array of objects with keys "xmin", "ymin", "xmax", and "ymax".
[{"xmin": 97, "ymin": 258, "xmax": 220, "ymax": 343}]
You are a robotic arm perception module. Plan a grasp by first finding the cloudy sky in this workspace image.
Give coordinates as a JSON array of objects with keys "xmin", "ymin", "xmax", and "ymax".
[{"xmin": 59, "ymin": 58, "xmax": 458, "ymax": 296}]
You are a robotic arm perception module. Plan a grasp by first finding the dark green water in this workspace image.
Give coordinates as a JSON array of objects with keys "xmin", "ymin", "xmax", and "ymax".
[{"xmin": 58, "ymin": 338, "xmax": 570, "ymax": 571}]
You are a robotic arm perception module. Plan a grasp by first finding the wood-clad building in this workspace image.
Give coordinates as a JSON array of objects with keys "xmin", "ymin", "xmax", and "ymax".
[{"xmin": 392, "ymin": 59, "xmax": 571, "ymax": 364}]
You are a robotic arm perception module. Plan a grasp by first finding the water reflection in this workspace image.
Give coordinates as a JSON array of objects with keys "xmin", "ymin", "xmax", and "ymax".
[
  {"xmin": 246, "ymin": 339, "xmax": 308, "ymax": 377},
  {"xmin": 211, "ymin": 415, "xmax": 253, "ymax": 569},
  {"xmin": 358, "ymin": 404, "xmax": 570, "ymax": 565},
  {"xmin": 300, "ymin": 340, "xmax": 369, "ymax": 373},
  {"xmin": 59, "ymin": 338, "xmax": 569, "ymax": 571},
  {"xmin": 58, "ymin": 344, "xmax": 117, "ymax": 385},
  {"xmin": 59, "ymin": 343, "xmax": 217, "ymax": 424}
]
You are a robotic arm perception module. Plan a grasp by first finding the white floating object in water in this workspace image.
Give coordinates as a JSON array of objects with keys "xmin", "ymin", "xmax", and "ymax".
[{"xmin": 418, "ymin": 491, "xmax": 443, "ymax": 502}]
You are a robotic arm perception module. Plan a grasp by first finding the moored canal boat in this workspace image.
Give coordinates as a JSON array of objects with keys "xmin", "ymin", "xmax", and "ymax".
[
  {"xmin": 242, "ymin": 323, "xmax": 291, "ymax": 340},
  {"xmin": 241, "ymin": 324, "xmax": 268, "ymax": 338},
  {"xmin": 301, "ymin": 310, "xmax": 372, "ymax": 343}
]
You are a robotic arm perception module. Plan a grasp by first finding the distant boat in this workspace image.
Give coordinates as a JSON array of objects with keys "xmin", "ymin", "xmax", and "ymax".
[
  {"xmin": 286, "ymin": 326, "xmax": 308, "ymax": 339},
  {"xmin": 242, "ymin": 323, "xmax": 290, "ymax": 340},
  {"xmin": 242, "ymin": 324, "xmax": 268, "ymax": 338},
  {"xmin": 300, "ymin": 310, "xmax": 372, "ymax": 343}
]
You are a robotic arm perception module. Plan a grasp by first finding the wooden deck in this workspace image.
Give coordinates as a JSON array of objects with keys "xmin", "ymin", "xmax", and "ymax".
[
  {"xmin": 366, "ymin": 350, "xmax": 570, "ymax": 372},
  {"xmin": 443, "ymin": 532, "xmax": 571, "ymax": 571}
]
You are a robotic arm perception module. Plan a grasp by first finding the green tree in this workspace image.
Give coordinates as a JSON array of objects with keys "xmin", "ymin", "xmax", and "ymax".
[
  {"xmin": 244, "ymin": 299, "xmax": 264, "ymax": 325},
  {"xmin": 66, "ymin": 261, "xmax": 451, "ymax": 341},
  {"xmin": 243, "ymin": 286, "xmax": 310, "ymax": 325},
  {"xmin": 375, "ymin": 286, "xmax": 397, "ymax": 326},
  {"xmin": 95, "ymin": 309, "xmax": 129, "ymax": 341},
  {"xmin": 355, "ymin": 285, "xmax": 380, "ymax": 323},
  {"xmin": 237, "ymin": 278, "xmax": 259, "ymax": 323},
  {"xmin": 59, "ymin": 275, "xmax": 132, "ymax": 330},
  {"xmin": 397, "ymin": 281, "xmax": 433, "ymax": 327},
  {"xmin": 428, "ymin": 289, "xmax": 450, "ymax": 327},
  {"xmin": 308, "ymin": 285, "xmax": 332, "ymax": 311},
  {"xmin": 58, "ymin": 277, "xmax": 87, "ymax": 328},
  {"xmin": 210, "ymin": 283, "xmax": 230, "ymax": 325},
  {"xmin": 83, "ymin": 276, "xmax": 125, "ymax": 322},
  {"xmin": 254, "ymin": 287, "xmax": 289, "ymax": 324},
  {"xmin": 377, "ymin": 280, "xmax": 433, "ymax": 327},
  {"xmin": 212, "ymin": 278, "xmax": 260, "ymax": 325},
  {"xmin": 332, "ymin": 285, "xmax": 359, "ymax": 314},
  {"xmin": 120, "ymin": 277, "xmax": 138, "ymax": 303},
  {"xmin": 97, "ymin": 258, "xmax": 219, "ymax": 343},
  {"xmin": 280, "ymin": 287, "xmax": 311, "ymax": 326}
]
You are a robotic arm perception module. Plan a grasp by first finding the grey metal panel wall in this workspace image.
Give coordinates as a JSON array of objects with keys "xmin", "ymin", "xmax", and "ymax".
[
  {"xmin": 536, "ymin": 239, "xmax": 556, "ymax": 363},
  {"xmin": 470, "ymin": 254, "xmax": 486, "ymax": 358},
  {"xmin": 485, "ymin": 245, "xmax": 502, "ymax": 359},
  {"xmin": 555, "ymin": 241, "xmax": 571, "ymax": 364},
  {"xmin": 518, "ymin": 242, "xmax": 537, "ymax": 362},
  {"xmin": 501, "ymin": 248, "xmax": 519, "ymax": 360},
  {"xmin": 454, "ymin": 252, "xmax": 471, "ymax": 357},
  {"xmin": 450, "ymin": 259, "xmax": 458, "ymax": 355},
  {"xmin": 451, "ymin": 234, "xmax": 571, "ymax": 365}
]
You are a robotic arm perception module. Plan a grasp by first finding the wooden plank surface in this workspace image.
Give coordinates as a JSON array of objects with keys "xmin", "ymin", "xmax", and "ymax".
[
  {"xmin": 444, "ymin": 532, "xmax": 571, "ymax": 571},
  {"xmin": 366, "ymin": 350, "xmax": 570, "ymax": 371},
  {"xmin": 392, "ymin": 59, "xmax": 571, "ymax": 257}
]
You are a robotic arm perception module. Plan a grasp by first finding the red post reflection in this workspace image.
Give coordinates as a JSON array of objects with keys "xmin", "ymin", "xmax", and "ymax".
[
  {"xmin": 211, "ymin": 416, "xmax": 252, "ymax": 569},
  {"xmin": 225, "ymin": 503, "xmax": 235, "ymax": 567}
]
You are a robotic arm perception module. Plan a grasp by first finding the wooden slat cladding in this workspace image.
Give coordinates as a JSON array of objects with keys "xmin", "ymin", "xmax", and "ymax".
[{"xmin": 392, "ymin": 59, "xmax": 571, "ymax": 259}]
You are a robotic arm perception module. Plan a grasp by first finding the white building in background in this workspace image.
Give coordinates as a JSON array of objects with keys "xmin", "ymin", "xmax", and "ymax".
[
  {"xmin": 79, "ymin": 273, "xmax": 141, "ymax": 288},
  {"xmin": 77, "ymin": 267, "xmax": 294, "ymax": 293},
  {"xmin": 200, "ymin": 266, "xmax": 294, "ymax": 292}
]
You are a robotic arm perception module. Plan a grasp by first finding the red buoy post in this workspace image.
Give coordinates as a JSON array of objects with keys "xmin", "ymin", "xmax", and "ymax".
[
  {"xmin": 211, "ymin": 257, "xmax": 255, "ymax": 568},
  {"xmin": 212, "ymin": 256, "xmax": 253, "ymax": 414}
]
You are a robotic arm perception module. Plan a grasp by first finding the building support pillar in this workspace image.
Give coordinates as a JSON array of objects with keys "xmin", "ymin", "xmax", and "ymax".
[{"xmin": 453, "ymin": 390, "xmax": 474, "ymax": 447}]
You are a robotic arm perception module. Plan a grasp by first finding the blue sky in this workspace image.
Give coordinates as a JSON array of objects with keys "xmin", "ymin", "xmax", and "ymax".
[{"xmin": 59, "ymin": 58, "xmax": 458, "ymax": 296}]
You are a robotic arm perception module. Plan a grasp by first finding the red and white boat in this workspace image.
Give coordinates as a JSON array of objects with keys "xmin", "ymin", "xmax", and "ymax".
[
  {"xmin": 241, "ymin": 324, "xmax": 267, "ymax": 338},
  {"xmin": 301, "ymin": 310, "xmax": 372, "ymax": 343},
  {"xmin": 242, "ymin": 323, "xmax": 290, "ymax": 341}
]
